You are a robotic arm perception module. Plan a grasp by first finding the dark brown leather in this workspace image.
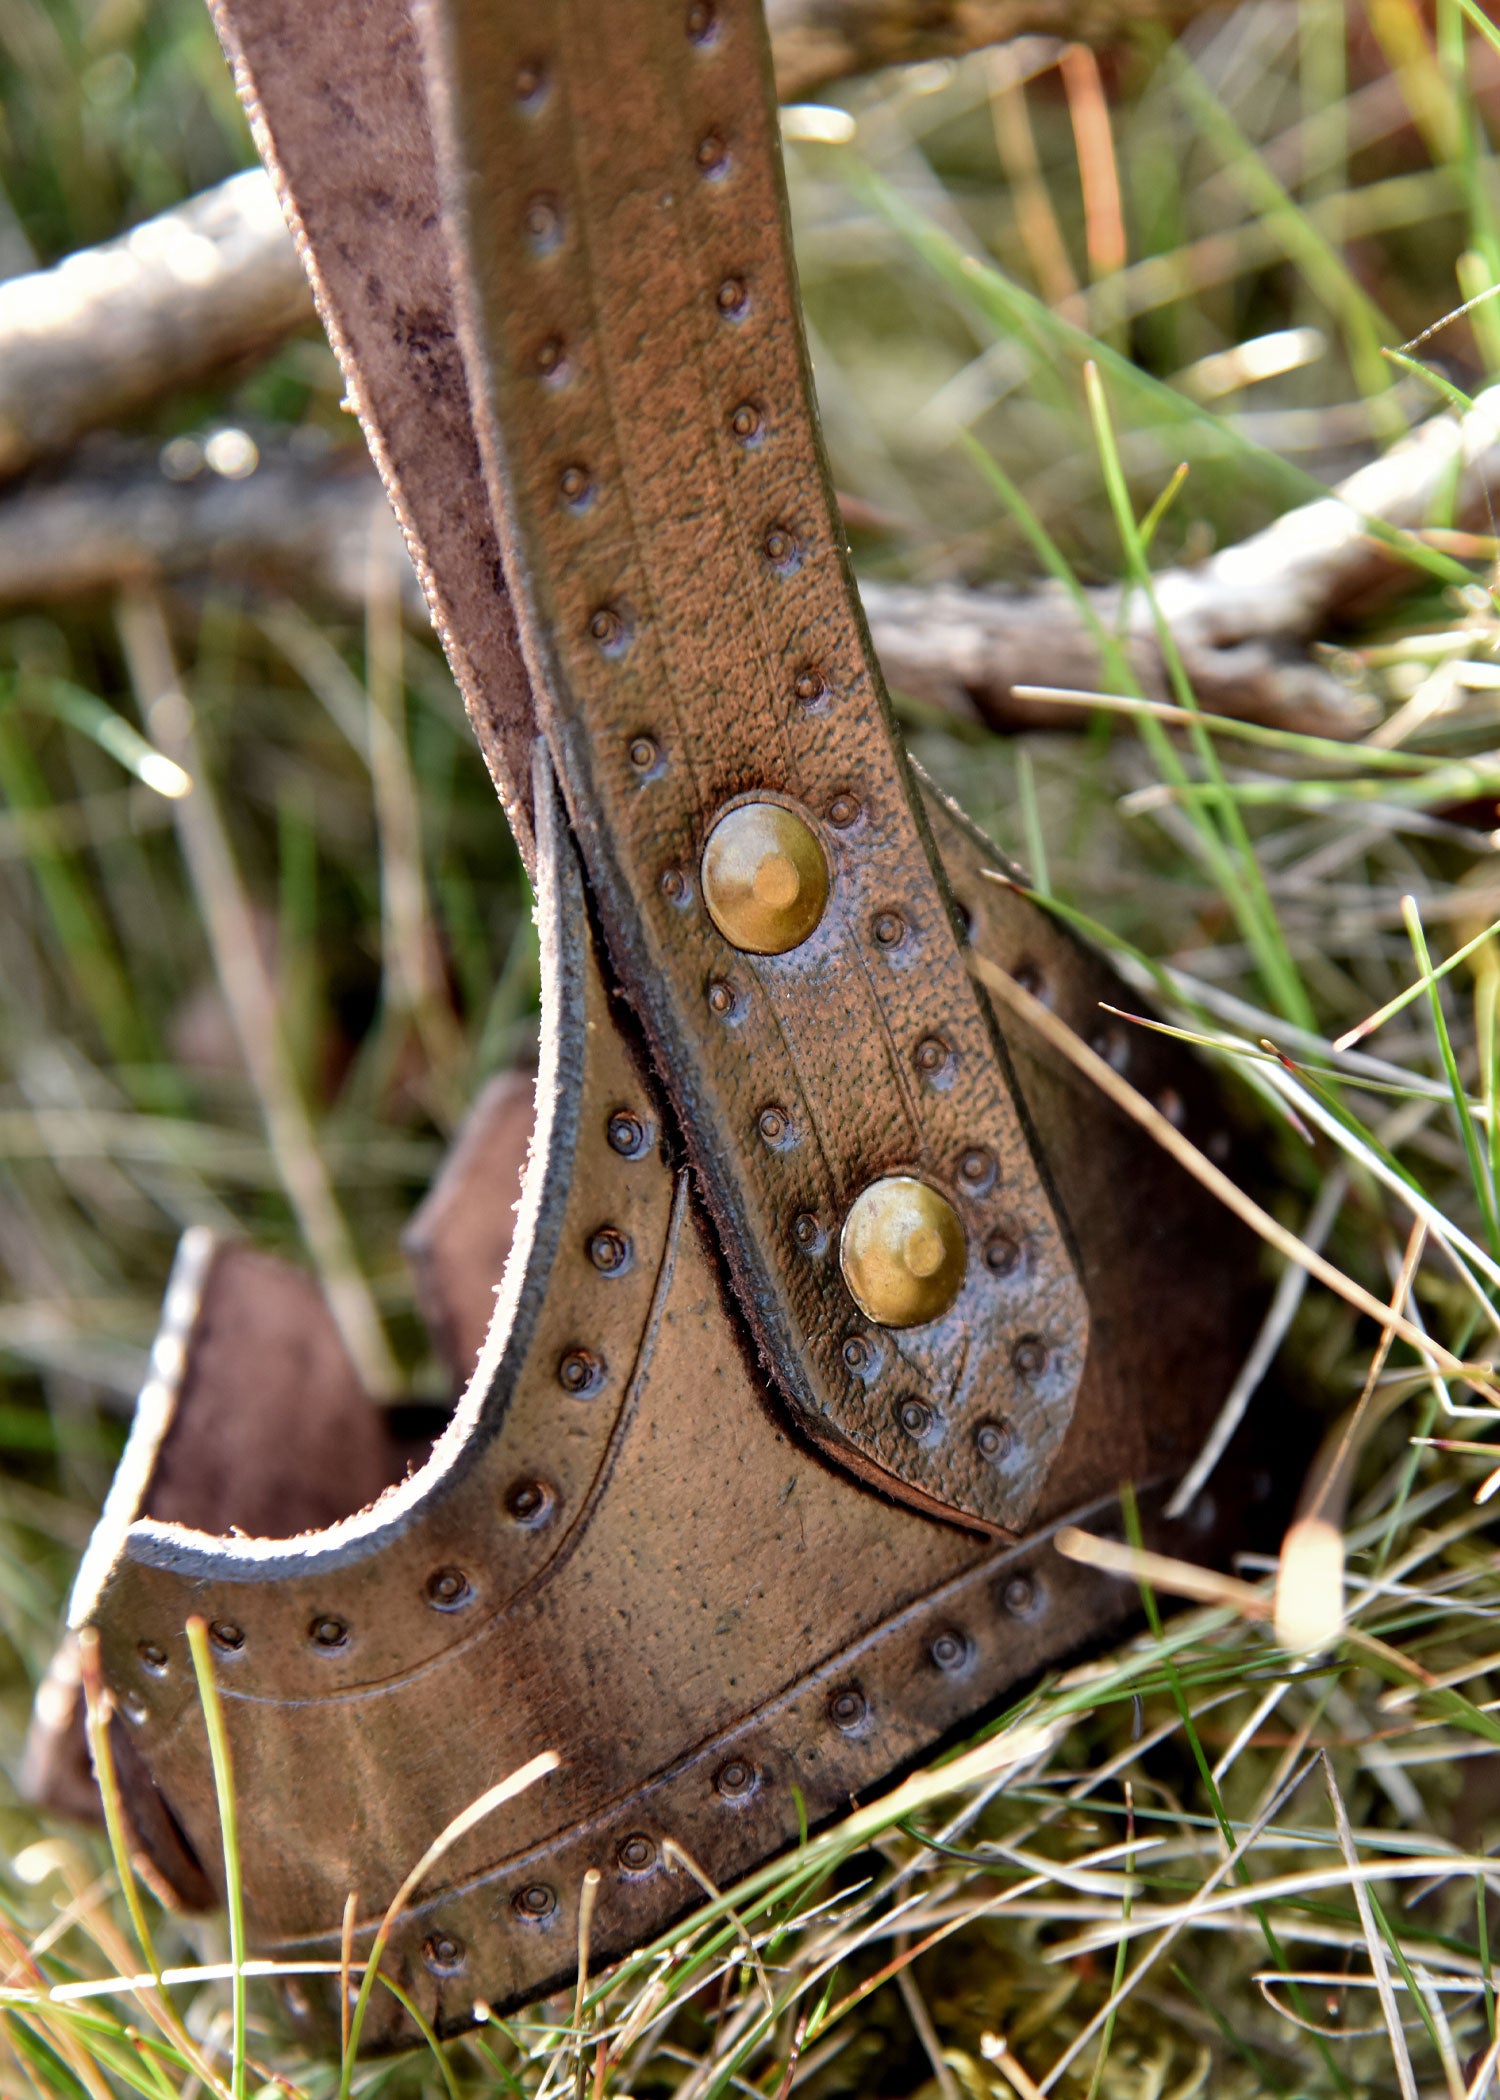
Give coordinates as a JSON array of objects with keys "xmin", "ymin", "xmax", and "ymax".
[
  {"xmin": 23, "ymin": 1232, "xmax": 443, "ymax": 1832},
  {"xmin": 50, "ymin": 0, "xmax": 1274, "ymax": 2052},
  {"xmin": 65, "ymin": 758, "xmax": 1263, "ymax": 2045},
  {"xmin": 404, "ymin": 1070, "xmax": 541, "ymax": 1387}
]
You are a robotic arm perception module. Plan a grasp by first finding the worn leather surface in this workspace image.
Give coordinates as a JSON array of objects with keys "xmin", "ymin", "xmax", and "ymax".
[
  {"xmin": 52, "ymin": 0, "xmax": 1276, "ymax": 2051},
  {"xmin": 404, "ymin": 1070, "xmax": 541, "ymax": 1387},
  {"xmin": 424, "ymin": 0, "xmax": 1090, "ymax": 1532},
  {"xmin": 209, "ymin": 0, "xmax": 541, "ymax": 868},
  {"xmin": 25, "ymin": 1236, "xmax": 418, "ymax": 1854},
  {"xmin": 72, "ymin": 762, "xmax": 1263, "ymax": 2045}
]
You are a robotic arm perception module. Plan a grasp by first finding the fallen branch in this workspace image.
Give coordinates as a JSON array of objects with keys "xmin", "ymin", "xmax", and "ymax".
[
  {"xmin": 0, "ymin": 173, "xmax": 313, "ymax": 483},
  {"xmin": 0, "ymin": 442, "xmax": 396, "ymax": 611},
  {"xmin": 766, "ymin": 0, "xmax": 1220, "ymax": 97},
  {"xmin": 861, "ymin": 575, "xmax": 1378, "ymax": 739},
  {"xmin": 867, "ymin": 380, "xmax": 1500, "ymax": 740},
  {"xmin": 0, "ymin": 0, "xmax": 1225, "ymax": 484},
  {"xmin": 2, "ymin": 393, "xmax": 1495, "ymax": 738}
]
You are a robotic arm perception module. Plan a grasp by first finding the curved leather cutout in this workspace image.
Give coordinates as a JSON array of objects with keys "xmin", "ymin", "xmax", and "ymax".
[
  {"xmin": 72, "ymin": 766, "xmax": 1262, "ymax": 2035},
  {"xmin": 73, "ymin": 759, "xmax": 676, "ymax": 1697}
]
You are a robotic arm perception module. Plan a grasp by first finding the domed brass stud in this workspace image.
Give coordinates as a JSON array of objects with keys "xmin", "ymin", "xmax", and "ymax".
[
  {"xmin": 701, "ymin": 802, "xmax": 829, "ymax": 956},
  {"xmin": 839, "ymin": 1176, "xmax": 967, "ymax": 1329}
]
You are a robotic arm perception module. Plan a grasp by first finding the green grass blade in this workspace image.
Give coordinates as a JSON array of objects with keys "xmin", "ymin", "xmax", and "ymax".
[
  {"xmin": 1403, "ymin": 894, "xmax": 1500, "ymax": 1255},
  {"xmin": 186, "ymin": 1616, "xmax": 246, "ymax": 2100}
]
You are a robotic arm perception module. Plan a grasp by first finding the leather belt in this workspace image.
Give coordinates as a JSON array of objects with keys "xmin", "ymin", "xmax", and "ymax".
[{"xmin": 38, "ymin": 0, "xmax": 1271, "ymax": 2049}]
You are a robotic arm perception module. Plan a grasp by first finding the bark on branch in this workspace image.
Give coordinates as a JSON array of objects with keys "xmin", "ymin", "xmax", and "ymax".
[
  {"xmin": 7, "ymin": 384, "xmax": 1495, "ymax": 736},
  {"xmin": 867, "ymin": 382, "xmax": 1500, "ymax": 737},
  {"xmin": 0, "ymin": 0, "xmax": 1224, "ymax": 483},
  {"xmin": 0, "ymin": 173, "xmax": 314, "ymax": 483},
  {"xmin": 767, "ymin": 0, "xmax": 1218, "ymax": 97}
]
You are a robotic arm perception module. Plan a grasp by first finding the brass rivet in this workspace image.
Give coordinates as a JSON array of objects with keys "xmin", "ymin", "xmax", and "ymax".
[
  {"xmin": 535, "ymin": 335, "xmax": 567, "ymax": 380},
  {"xmin": 1003, "ymin": 1573, "xmax": 1039, "ymax": 1616},
  {"xmin": 209, "ymin": 1620, "xmax": 243, "ymax": 1652},
  {"xmin": 686, "ymin": 0, "xmax": 717, "ymax": 41},
  {"xmin": 524, "ymin": 194, "xmax": 562, "ymax": 252},
  {"xmin": 930, "ymin": 1630, "xmax": 969, "ymax": 1672},
  {"xmin": 505, "ymin": 1479, "xmax": 554, "ymax": 1526},
  {"xmin": 514, "ymin": 1882, "xmax": 557, "ymax": 1920},
  {"xmin": 763, "ymin": 525, "xmax": 798, "ymax": 569},
  {"xmin": 617, "ymin": 1832, "xmax": 657, "ymax": 1873},
  {"xmin": 588, "ymin": 605, "xmax": 625, "ymax": 651},
  {"xmin": 588, "ymin": 1227, "xmax": 631, "ymax": 1273},
  {"xmin": 309, "ymin": 1615, "xmax": 347, "ymax": 1650},
  {"xmin": 730, "ymin": 401, "xmax": 761, "ymax": 440},
  {"xmin": 913, "ymin": 1034, "xmax": 950, "ymax": 1077},
  {"xmin": 426, "ymin": 1567, "xmax": 471, "ymax": 1610},
  {"xmin": 696, "ymin": 132, "xmax": 728, "ymax": 173},
  {"xmin": 897, "ymin": 1396, "xmax": 933, "ymax": 1439},
  {"xmin": 758, "ymin": 1104, "xmax": 789, "ymax": 1145},
  {"xmin": 1091, "ymin": 1023, "xmax": 1129, "ymax": 1072},
  {"xmin": 791, "ymin": 1210, "xmax": 823, "ymax": 1251},
  {"xmin": 840, "ymin": 1176, "xmax": 966, "ymax": 1329},
  {"xmin": 559, "ymin": 463, "xmax": 591, "ymax": 505},
  {"xmin": 827, "ymin": 1685, "xmax": 867, "ymax": 1731},
  {"xmin": 424, "ymin": 1932, "xmax": 465, "ymax": 1973},
  {"xmin": 660, "ymin": 868, "xmax": 688, "ymax": 904},
  {"xmin": 514, "ymin": 58, "xmax": 547, "ymax": 103},
  {"xmin": 714, "ymin": 1757, "xmax": 757, "ymax": 1800},
  {"xmin": 137, "ymin": 1641, "xmax": 167, "ymax": 1674},
  {"xmin": 122, "ymin": 1690, "xmax": 147, "ymax": 1725},
  {"xmin": 628, "ymin": 735, "xmax": 658, "ymax": 771},
  {"xmin": 707, "ymin": 977, "xmax": 736, "ymax": 1016},
  {"xmin": 872, "ymin": 910, "xmax": 905, "ymax": 949},
  {"xmin": 792, "ymin": 665, "xmax": 825, "ymax": 706},
  {"xmin": 827, "ymin": 792, "xmax": 861, "ymax": 828},
  {"xmin": 716, "ymin": 276, "xmax": 748, "ymax": 317},
  {"xmin": 701, "ymin": 802, "xmax": 829, "ymax": 955}
]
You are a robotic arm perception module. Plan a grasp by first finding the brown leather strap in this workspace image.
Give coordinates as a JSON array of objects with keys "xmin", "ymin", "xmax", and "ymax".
[
  {"xmin": 208, "ymin": 0, "xmax": 542, "ymax": 868},
  {"xmin": 70, "ymin": 760, "xmax": 1264, "ymax": 2043},
  {"xmin": 422, "ymin": 0, "xmax": 1087, "ymax": 1532}
]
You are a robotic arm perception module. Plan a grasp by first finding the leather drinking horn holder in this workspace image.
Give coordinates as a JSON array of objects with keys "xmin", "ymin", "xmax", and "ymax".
[{"xmin": 35, "ymin": 0, "xmax": 1274, "ymax": 2050}]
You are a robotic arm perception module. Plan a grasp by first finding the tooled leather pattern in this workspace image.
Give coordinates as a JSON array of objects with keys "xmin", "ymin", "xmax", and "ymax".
[{"xmin": 424, "ymin": 0, "xmax": 1088, "ymax": 1531}]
